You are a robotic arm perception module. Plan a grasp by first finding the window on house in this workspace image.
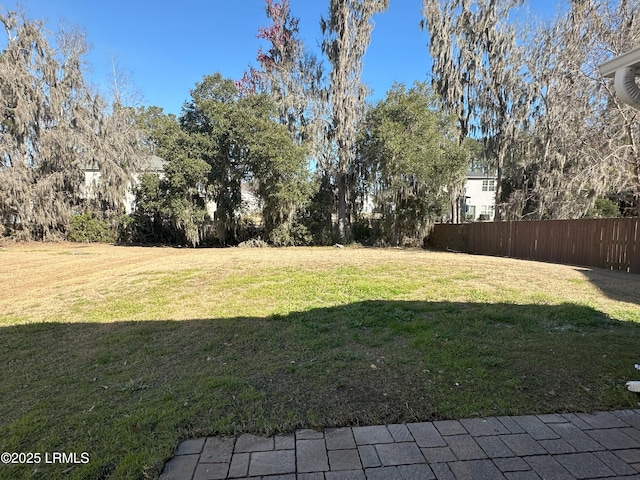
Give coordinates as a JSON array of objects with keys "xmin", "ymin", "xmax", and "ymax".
[
  {"xmin": 482, "ymin": 179, "xmax": 496, "ymax": 191},
  {"xmin": 465, "ymin": 205, "xmax": 476, "ymax": 219},
  {"xmin": 481, "ymin": 205, "xmax": 495, "ymax": 216},
  {"xmin": 482, "ymin": 180, "xmax": 496, "ymax": 192}
]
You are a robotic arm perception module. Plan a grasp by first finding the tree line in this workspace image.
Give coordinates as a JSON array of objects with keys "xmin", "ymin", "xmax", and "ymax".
[{"xmin": 1, "ymin": 0, "xmax": 638, "ymax": 247}]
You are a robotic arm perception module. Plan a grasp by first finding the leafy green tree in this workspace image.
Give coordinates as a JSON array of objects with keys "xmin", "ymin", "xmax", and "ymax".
[
  {"xmin": 359, "ymin": 82, "xmax": 468, "ymax": 245},
  {"xmin": 128, "ymin": 106, "xmax": 211, "ymax": 246},
  {"xmin": 131, "ymin": 74, "xmax": 311, "ymax": 246},
  {"xmin": 237, "ymin": 94, "xmax": 312, "ymax": 237},
  {"xmin": 123, "ymin": 172, "xmax": 168, "ymax": 244},
  {"xmin": 160, "ymin": 155, "xmax": 211, "ymax": 247}
]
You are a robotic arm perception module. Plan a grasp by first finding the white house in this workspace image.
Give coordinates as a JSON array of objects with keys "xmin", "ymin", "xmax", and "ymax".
[
  {"xmin": 83, "ymin": 155, "xmax": 166, "ymax": 214},
  {"xmin": 84, "ymin": 156, "xmax": 263, "ymax": 220},
  {"xmin": 463, "ymin": 171, "xmax": 496, "ymax": 221}
]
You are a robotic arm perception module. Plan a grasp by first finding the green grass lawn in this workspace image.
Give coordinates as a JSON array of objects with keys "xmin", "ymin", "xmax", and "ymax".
[{"xmin": 1, "ymin": 244, "xmax": 639, "ymax": 479}]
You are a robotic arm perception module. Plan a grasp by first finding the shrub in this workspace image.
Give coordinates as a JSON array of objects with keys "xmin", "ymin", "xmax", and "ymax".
[
  {"xmin": 68, "ymin": 214, "xmax": 115, "ymax": 243},
  {"xmin": 238, "ymin": 238, "xmax": 269, "ymax": 248},
  {"xmin": 269, "ymin": 222, "xmax": 313, "ymax": 247},
  {"xmin": 586, "ymin": 198, "xmax": 621, "ymax": 218},
  {"xmin": 352, "ymin": 217, "xmax": 373, "ymax": 245}
]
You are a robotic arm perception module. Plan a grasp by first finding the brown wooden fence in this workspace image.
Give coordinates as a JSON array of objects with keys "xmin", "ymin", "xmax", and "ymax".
[{"xmin": 429, "ymin": 218, "xmax": 640, "ymax": 273}]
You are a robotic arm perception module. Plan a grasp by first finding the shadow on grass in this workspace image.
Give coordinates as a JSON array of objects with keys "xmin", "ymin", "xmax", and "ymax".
[
  {"xmin": 577, "ymin": 267, "xmax": 640, "ymax": 306},
  {"xmin": 1, "ymin": 300, "xmax": 639, "ymax": 479}
]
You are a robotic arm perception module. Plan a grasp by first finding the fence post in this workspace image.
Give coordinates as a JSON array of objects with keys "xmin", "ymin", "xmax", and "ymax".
[{"xmin": 507, "ymin": 219, "xmax": 513, "ymax": 258}]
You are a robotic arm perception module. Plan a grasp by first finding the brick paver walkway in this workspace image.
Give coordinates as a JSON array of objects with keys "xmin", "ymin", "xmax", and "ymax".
[{"xmin": 159, "ymin": 410, "xmax": 640, "ymax": 479}]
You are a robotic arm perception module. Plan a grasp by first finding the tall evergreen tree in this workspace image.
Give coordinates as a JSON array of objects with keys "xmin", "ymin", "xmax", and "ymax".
[
  {"xmin": 321, "ymin": 0, "xmax": 389, "ymax": 241},
  {"xmin": 422, "ymin": 0, "xmax": 534, "ymax": 221}
]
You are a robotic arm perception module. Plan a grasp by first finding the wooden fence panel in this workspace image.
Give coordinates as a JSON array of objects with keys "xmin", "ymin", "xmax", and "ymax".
[{"xmin": 429, "ymin": 218, "xmax": 640, "ymax": 273}]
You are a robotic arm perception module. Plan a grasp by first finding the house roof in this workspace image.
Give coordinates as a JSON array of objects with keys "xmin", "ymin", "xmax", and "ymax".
[
  {"xmin": 467, "ymin": 170, "xmax": 496, "ymax": 180},
  {"xmin": 140, "ymin": 155, "xmax": 165, "ymax": 173},
  {"xmin": 84, "ymin": 155, "xmax": 166, "ymax": 174}
]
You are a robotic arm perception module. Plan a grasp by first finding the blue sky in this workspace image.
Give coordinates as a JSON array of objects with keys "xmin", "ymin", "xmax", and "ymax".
[{"xmin": 4, "ymin": 0, "xmax": 565, "ymax": 116}]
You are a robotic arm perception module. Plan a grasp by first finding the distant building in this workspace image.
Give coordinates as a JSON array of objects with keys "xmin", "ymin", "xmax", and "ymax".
[
  {"xmin": 83, "ymin": 155, "xmax": 166, "ymax": 214},
  {"xmin": 463, "ymin": 171, "xmax": 496, "ymax": 221},
  {"xmin": 83, "ymin": 156, "xmax": 263, "ymax": 220}
]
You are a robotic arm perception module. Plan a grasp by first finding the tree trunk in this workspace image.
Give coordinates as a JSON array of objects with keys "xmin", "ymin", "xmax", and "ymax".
[
  {"xmin": 337, "ymin": 172, "xmax": 348, "ymax": 242},
  {"xmin": 494, "ymin": 150, "xmax": 505, "ymax": 222}
]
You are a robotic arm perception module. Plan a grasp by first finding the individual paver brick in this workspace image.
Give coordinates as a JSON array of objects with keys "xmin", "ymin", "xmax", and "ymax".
[
  {"xmin": 493, "ymin": 457, "xmax": 531, "ymax": 472},
  {"xmin": 594, "ymin": 450, "xmax": 640, "ymax": 476},
  {"xmin": 562, "ymin": 413, "xmax": 594, "ymax": 430},
  {"xmin": 448, "ymin": 459, "xmax": 507, "ymax": 479},
  {"xmin": 549, "ymin": 423, "xmax": 605, "ymax": 452},
  {"xmin": 375, "ymin": 442, "xmax": 425, "ymax": 465},
  {"xmin": 614, "ymin": 410, "xmax": 640, "ymax": 429},
  {"xmin": 358, "ymin": 445, "xmax": 381, "ymax": 468},
  {"xmin": 623, "ymin": 427, "xmax": 640, "ymax": 443},
  {"xmin": 297, "ymin": 429, "xmax": 325, "ymax": 440},
  {"xmin": 504, "ymin": 471, "xmax": 542, "ymax": 480},
  {"xmin": 406, "ymin": 422, "xmax": 447, "ymax": 447},
  {"xmin": 539, "ymin": 438, "xmax": 577, "ymax": 454},
  {"xmin": 176, "ymin": 438, "xmax": 206, "ymax": 455},
  {"xmin": 513, "ymin": 415, "xmax": 560, "ymax": 440},
  {"xmin": 234, "ymin": 433, "xmax": 274, "ymax": 453},
  {"xmin": 365, "ymin": 466, "xmax": 402, "ymax": 480},
  {"xmin": 193, "ymin": 462, "xmax": 230, "ymax": 480},
  {"xmin": 499, "ymin": 434, "xmax": 547, "ymax": 456},
  {"xmin": 524, "ymin": 455, "xmax": 575, "ymax": 480},
  {"xmin": 537, "ymin": 414, "xmax": 568, "ymax": 424},
  {"xmin": 325, "ymin": 469, "xmax": 366, "ymax": 480},
  {"xmin": 397, "ymin": 463, "xmax": 436, "ymax": 480},
  {"xmin": 297, "ymin": 439, "xmax": 329, "ymax": 473},
  {"xmin": 352, "ymin": 425, "xmax": 393, "ymax": 445},
  {"xmin": 158, "ymin": 454, "xmax": 199, "ymax": 480},
  {"xmin": 555, "ymin": 452, "xmax": 615, "ymax": 479},
  {"xmin": 577, "ymin": 411, "xmax": 630, "ymax": 429},
  {"xmin": 248, "ymin": 449, "xmax": 296, "ymax": 476},
  {"xmin": 227, "ymin": 452, "xmax": 250, "ymax": 478},
  {"xmin": 200, "ymin": 436, "xmax": 235, "ymax": 463},
  {"xmin": 431, "ymin": 462, "xmax": 456, "ymax": 480},
  {"xmin": 387, "ymin": 423, "xmax": 414, "ymax": 442},
  {"xmin": 298, "ymin": 473, "xmax": 326, "ymax": 480},
  {"xmin": 495, "ymin": 417, "xmax": 525, "ymax": 434},
  {"xmin": 475, "ymin": 435, "xmax": 515, "ymax": 458},
  {"xmin": 587, "ymin": 428, "xmax": 640, "ymax": 450},
  {"xmin": 420, "ymin": 446, "xmax": 457, "ymax": 463},
  {"xmin": 274, "ymin": 434, "xmax": 295, "ymax": 450},
  {"xmin": 445, "ymin": 434, "xmax": 487, "ymax": 460},
  {"xmin": 461, "ymin": 417, "xmax": 511, "ymax": 436},
  {"xmin": 328, "ymin": 449, "xmax": 362, "ymax": 471},
  {"xmin": 326, "ymin": 427, "xmax": 356, "ymax": 450},
  {"xmin": 615, "ymin": 449, "xmax": 640, "ymax": 464},
  {"xmin": 434, "ymin": 420, "xmax": 467, "ymax": 436}
]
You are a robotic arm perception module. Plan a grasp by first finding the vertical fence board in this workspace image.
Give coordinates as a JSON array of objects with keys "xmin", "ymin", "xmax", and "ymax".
[{"xmin": 429, "ymin": 218, "xmax": 640, "ymax": 274}]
